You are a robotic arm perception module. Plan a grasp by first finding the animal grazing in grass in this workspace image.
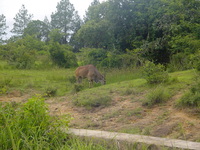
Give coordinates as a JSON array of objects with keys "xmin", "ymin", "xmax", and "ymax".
[{"xmin": 75, "ymin": 64, "xmax": 106, "ymax": 87}]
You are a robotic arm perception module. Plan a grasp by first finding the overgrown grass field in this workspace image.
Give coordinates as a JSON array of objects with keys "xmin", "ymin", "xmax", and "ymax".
[
  {"xmin": 1, "ymin": 60, "xmax": 200, "ymax": 149},
  {"xmin": 0, "ymin": 63, "xmax": 142, "ymax": 96}
]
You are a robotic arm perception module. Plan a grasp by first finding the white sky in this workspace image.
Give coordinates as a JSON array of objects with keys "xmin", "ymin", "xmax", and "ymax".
[{"xmin": 0, "ymin": 0, "xmax": 105, "ymax": 37}]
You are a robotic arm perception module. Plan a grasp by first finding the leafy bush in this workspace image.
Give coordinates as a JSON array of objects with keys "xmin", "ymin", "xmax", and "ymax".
[
  {"xmin": 78, "ymin": 48, "xmax": 107, "ymax": 66},
  {"xmin": 143, "ymin": 61, "xmax": 169, "ymax": 84},
  {"xmin": 0, "ymin": 77, "xmax": 12, "ymax": 95},
  {"xmin": 168, "ymin": 53, "xmax": 192, "ymax": 72},
  {"xmin": 8, "ymin": 45, "xmax": 36, "ymax": 69},
  {"xmin": 190, "ymin": 52, "xmax": 200, "ymax": 71},
  {"xmin": 0, "ymin": 96, "xmax": 71, "ymax": 150},
  {"xmin": 100, "ymin": 54, "xmax": 123, "ymax": 68},
  {"xmin": 177, "ymin": 81, "xmax": 200, "ymax": 108},
  {"xmin": 49, "ymin": 42, "xmax": 78, "ymax": 68},
  {"xmin": 143, "ymin": 87, "xmax": 170, "ymax": 107},
  {"xmin": 45, "ymin": 86, "xmax": 57, "ymax": 97}
]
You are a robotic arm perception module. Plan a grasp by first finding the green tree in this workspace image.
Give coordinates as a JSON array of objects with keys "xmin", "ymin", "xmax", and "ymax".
[
  {"xmin": 51, "ymin": 0, "xmax": 82, "ymax": 44},
  {"xmin": 24, "ymin": 20, "xmax": 50, "ymax": 42},
  {"xmin": 11, "ymin": 5, "xmax": 33, "ymax": 37},
  {"xmin": 48, "ymin": 29, "xmax": 64, "ymax": 43},
  {"xmin": 0, "ymin": 14, "xmax": 8, "ymax": 44},
  {"xmin": 49, "ymin": 42, "xmax": 77, "ymax": 68},
  {"xmin": 75, "ymin": 20, "xmax": 114, "ymax": 49},
  {"xmin": 84, "ymin": 0, "xmax": 101, "ymax": 22}
]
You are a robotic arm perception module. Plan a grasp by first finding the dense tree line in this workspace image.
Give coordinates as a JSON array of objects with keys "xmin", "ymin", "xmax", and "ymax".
[{"xmin": 0, "ymin": 0, "xmax": 200, "ymax": 70}]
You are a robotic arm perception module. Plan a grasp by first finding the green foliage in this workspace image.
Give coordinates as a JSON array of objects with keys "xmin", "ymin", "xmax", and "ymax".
[
  {"xmin": 9, "ymin": 45, "xmax": 36, "ymax": 69},
  {"xmin": 75, "ymin": 20, "xmax": 114, "ymax": 49},
  {"xmin": 143, "ymin": 61, "xmax": 169, "ymax": 84},
  {"xmin": 11, "ymin": 5, "xmax": 33, "ymax": 36},
  {"xmin": 0, "ymin": 14, "xmax": 8, "ymax": 44},
  {"xmin": 49, "ymin": 29, "xmax": 65, "ymax": 43},
  {"xmin": 143, "ymin": 87, "xmax": 171, "ymax": 107},
  {"xmin": 51, "ymin": 0, "xmax": 82, "ymax": 44},
  {"xmin": 0, "ymin": 77, "xmax": 12, "ymax": 95},
  {"xmin": 0, "ymin": 96, "xmax": 71, "ymax": 150},
  {"xmin": 190, "ymin": 51, "xmax": 200, "ymax": 71},
  {"xmin": 168, "ymin": 53, "xmax": 192, "ymax": 72},
  {"xmin": 79, "ymin": 48, "xmax": 107, "ymax": 66},
  {"xmin": 49, "ymin": 42, "xmax": 78, "ymax": 68},
  {"xmin": 45, "ymin": 86, "xmax": 58, "ymax": 97},
  {"xmin": 24, "ymin": 20, "xmax": 50, "ymax": 42},
  {"xmin": 72, "ymin": 84, "xmax": 84, "ymax": 94},
  {"xmin": 74, "ymin": 93, "xmax": 112, "ymax": 109},
  {"xmin": 67, "ymin": 76, "xmax": 77, "ymax": 84},
  {"xmin": 1, "ymin": 35, "xmax": 48, "ymax": 69},
  {"xmin": 177, "ymin": 80, "xmax": 200, "ymax": 108}
]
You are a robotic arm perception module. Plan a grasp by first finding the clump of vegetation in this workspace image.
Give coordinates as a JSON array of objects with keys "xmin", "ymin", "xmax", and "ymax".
[
  {"xmin": 74, "ymin": 94, "xmax": 112, "ymax": 109},
  {"xmin": 0, "ymin": 96, "xmax": 71, "ymax": 150},
  {"xmin": 72, "ymin": 83, "xmax": 84, "ymax": 93},
  {"xmin": 0, "ymin": 77, "xmax": 12, "ymax": 95},
  {"xmin": 121, "ymin": 88, "xmax": 137, "ymax": 96},
  {"xmin": 143, "ymin": 61, "xmax": 169, "ymax": 84},
  {"xmin": 143, "ymin": 87, "xmax": 171, "ymax": 107},
  {"xmin": 44, "ymin": 86, "xmax": 57, "ymax": 97},
  {"xmin": 67, "ymin": 76, "xmax": 76, "ymax": 84},
  {"xmin": 177, "ymin": 81, "xmax": 200, "ymax": 108}
]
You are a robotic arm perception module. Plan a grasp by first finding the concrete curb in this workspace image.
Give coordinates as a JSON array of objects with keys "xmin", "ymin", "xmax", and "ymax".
[{"xmin": 68, "ymin": 128, "xmax": 200, "ymax": 150}]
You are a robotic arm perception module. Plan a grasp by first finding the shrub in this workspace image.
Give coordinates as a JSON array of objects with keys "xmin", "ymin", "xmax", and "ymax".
[
  {"xmin": 78, "ymin": 48, "xmax": 107, "ymax": 66},
  {"xmin": 177, "ymin": 81, "xmax": 200, "ymax": 108},
  {"xmin": 190, "ymin": 52, "xmax": 200, "ymax": 71},
  {"xmin": 49, "ymin": 42, "xmax": 78, "ymax": 68},
  {"xmin": 8, "ymin": 45, "xmax": 36, "ymax": 69},
  {"xmin": 0, "ymin": 77, "xmax": 12, "ymax": 95},
  {"xmin": 0, "ymin": 96, "xmax": 71, "ymax": 150},
  {"xmin": 45, "ymin": 86, "xmax": 57, "ymax": 97},
  {"xmin": 168, "ymin": 53, "xmax": 192, "ymax": 72},
  {"xmin": 143, "ymin": 87, "xmax": 170, "ymax": 107},
  {"xmin": 143, "ymin": 61, "xmax": 169, "ymax": 84}
]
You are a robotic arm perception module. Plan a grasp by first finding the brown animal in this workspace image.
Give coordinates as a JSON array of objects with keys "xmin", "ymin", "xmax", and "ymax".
[{"xmin": 75, "ymin": 64, "xmax": 106, "ymax": 87}]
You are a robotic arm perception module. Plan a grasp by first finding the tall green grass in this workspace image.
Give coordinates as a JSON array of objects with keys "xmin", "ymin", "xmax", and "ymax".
[
  {"xmin": 0, "ymin": 66, "xmax": 142, "ymax": 96},
  {"xmin": 0, "ymin": 96, "xmax": 71, "ymax": 149},
  {"xmin": 0, "ymin": 96, "xmax": 118, "ymax": 150},
  {"xmin": 0, "ymin": 68, "xmax": 75, "ymax": 96}
]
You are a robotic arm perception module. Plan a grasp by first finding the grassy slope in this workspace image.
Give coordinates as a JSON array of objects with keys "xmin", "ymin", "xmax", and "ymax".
[
  {"xmin": 66, "ymin": 69, "xmax": 200, "ymax": 142},
  {"xmin": 1, "ymin": 67, "xmax": 199, "ymax": 142}
]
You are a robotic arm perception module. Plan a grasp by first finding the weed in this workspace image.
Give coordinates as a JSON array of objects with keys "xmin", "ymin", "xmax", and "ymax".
[
  {"xmin": 177, "ymin": 79, "xmax": 200, "ymax": 108},
  {"xmin": 143, "ymin": 61, "xmax": 169, "ymax": 84},
  {"xmin": 143, "ymin": 87, "xmax": 171, "ymax": 107},
  {"xmin": 102, "ymin": 110, "xmax": 121, "ymax": 120},
  {"xmin": 0, "ymin": 95, "xmax": 71, "ymax": 150},
  {"xmin": 72, "ymin": 83, "xmax": 84, "ymax": 93},
  {"xmin": 124, "ymin": 108, "xmax": 143, "ymax": 118},
  {"xmin": 44, "ymin": 86, "xmax": 57, "ymax": 97},
  {"xmin": 67, "ymin": 76, "xmax": 76, "ymax": 84},
  {"xmin": 121, "ymin": 88, "xmax": 137, "ymax": 96},
  {"xmin": 74, "ymin": 94, "xmax": 112, "ymax": 109}
]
